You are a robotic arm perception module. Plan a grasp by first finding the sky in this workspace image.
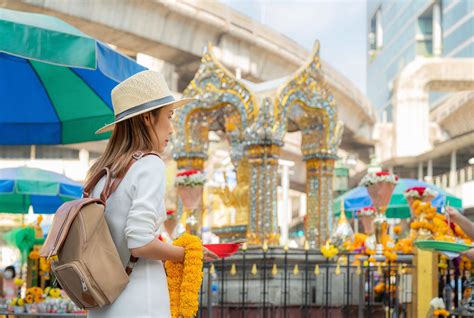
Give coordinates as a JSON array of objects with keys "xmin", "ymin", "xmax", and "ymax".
[{"xmin": 220, "ymin": 0, "xmax": 368, "ymax": 93}]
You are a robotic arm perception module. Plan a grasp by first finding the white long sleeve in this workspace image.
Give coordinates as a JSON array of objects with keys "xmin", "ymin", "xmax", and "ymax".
[{"xmin": 123, "ymin": 155, "xmax": 166, "ymax": 249}]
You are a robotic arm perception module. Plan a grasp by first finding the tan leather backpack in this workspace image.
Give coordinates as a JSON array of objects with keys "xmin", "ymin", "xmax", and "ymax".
[{"xmin": 40, "ymin": 151, "xmax": 160, "ymax": 309}]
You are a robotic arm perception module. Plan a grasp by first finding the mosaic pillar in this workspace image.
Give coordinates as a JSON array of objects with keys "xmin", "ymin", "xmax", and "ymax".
[
  {"xmin": 305, "ymin": 157, "xmax": 335, "ymax": 248},
  {"xmin": 246, "ymin": 144, "xmax": 280, "ymax": 245}
]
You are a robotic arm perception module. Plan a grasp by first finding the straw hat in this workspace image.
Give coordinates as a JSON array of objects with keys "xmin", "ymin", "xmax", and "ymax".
[{"xmin": 96, "ymin": 70, "xmax": 194, "ymax": 134}]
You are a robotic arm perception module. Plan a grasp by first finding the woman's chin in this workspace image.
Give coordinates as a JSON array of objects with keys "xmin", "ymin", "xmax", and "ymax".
[{"xmin": 158, "ymin": 145, "xmax": 168, "ymax": 154}]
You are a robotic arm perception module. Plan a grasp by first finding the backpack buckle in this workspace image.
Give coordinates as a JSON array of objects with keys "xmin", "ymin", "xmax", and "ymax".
[
  {"xmin": 132, "ymin": 151, "xmax": 144, "ymax": 160},
  {"xmin": 47, "ymin": 251, "xmax": 58, "ymax": 268}
]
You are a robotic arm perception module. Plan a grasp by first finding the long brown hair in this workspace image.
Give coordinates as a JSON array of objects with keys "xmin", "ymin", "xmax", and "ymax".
[{"xmin": 84, "ymin": 108, "xmax": 162, "ymax": 189}]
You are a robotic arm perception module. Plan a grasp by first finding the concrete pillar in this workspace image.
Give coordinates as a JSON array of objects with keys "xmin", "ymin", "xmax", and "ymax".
[
  {"xmin": 171, "ymin": 72, "xmax": 180, "ymax": 92},
  {"xmin": 450, "ymin": 150, "xmax": 457, "ymax": 187},
  {"xmin": 426, "ymin": 159, "xmax": 433, "ymax": 183},
  {"xmin": 460, "ymin": 168, "xmax": 465, "ymax": 184},
  {"xmin": 376, "ymin": 9, "xmax": 383, "ymax": 49},
  {"xmin": 79, "ymin": 149, "xmax": 90, "ymax": 181},
  {"xmin": 79, "ymin": 149, "xmax": 89, "ymax": 165},
  {"xmin": 299, "ymin": 193, "xmax": 306, "ymax": 218},
  {"xmin": 418, "ymin": 162, "xmax": 424, "ymax": 181},
  {"xmin": 235, "ymin": 68, "xmax": 242, "ymax": 80},
  {"xmin": 30, "ymin": 145, "xmax": 36, "ymax": 160},
  {"xmin": 433, "ymin": 2, "xmax": 442, "ymax": 56},
  {"xmin": 394, "ymin": 88, "xmax": 431, "ymax": 157},
  {"xmin": 435, "ymin": 176, "xmax": 441, "ymax": 187}
]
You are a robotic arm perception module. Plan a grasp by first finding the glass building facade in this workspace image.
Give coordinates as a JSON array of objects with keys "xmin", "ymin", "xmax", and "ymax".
[{"xmin": 367, "ymin": 0, "xmax": 474, "ymax": 122}]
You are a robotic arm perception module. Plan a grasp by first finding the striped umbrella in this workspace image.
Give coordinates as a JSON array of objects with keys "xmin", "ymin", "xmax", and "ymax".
[
  {"xmin": 0, "ymin": 166, "xmax": 82, "ymax": 214},
  {"xmin": 0, "ymin": 8, "xmax": 146, "ymax": 144}
]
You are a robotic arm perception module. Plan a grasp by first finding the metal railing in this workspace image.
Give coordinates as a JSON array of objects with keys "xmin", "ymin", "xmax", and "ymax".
[{"xmin": 196, "ymin": 249, "xmax": 416, "ymax": 318}]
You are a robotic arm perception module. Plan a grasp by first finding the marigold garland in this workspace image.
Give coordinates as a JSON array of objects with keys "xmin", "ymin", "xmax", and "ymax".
[
  {"xmin": 393, "ymin": 225, "xmax": 402, "ymax": 235},
  {"xmin": 433, "ymin": 308, "xmax": 450, "ymax": 316},
  {"xmin": 165, "ymin": 233, "xmax": 204, "ymax": 318},
  {"xmin": 409, "ymin": 200, "xmax": 437, "ymax": 239},
  {"xmin": 29, "ymin": 250, "xmax": 40, "ymax": 260},
  {"xmin": 395, "ymin": 238, "xmax": 414, "ymax": 254},
  {"xmin": 374, "ymin": 282, "xmax": 385, "ymax": 294}
]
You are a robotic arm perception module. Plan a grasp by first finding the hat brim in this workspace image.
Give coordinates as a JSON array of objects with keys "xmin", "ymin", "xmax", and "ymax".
[{"xmin": 95, "ymin": 97, "xmax": 195, "ymax": 134}]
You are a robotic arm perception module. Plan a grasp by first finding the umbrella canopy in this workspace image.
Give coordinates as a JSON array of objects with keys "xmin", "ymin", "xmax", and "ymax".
[
  {"xmin": 333, "ymin": 178, "xmax": 462, "ymax": 219},
  {"xmin": 0, "ymin": 8, "xmax": 146, "ymax": 144},
  {"xmin": 0, "ymin": 166, "xmax": 82, "ymax": 214}
]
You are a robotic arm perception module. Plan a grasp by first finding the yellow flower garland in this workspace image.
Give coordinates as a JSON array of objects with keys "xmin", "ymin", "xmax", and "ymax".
[
  {"xmin": 165, "ymin": 233, "xmax": 203, "ymax": 318},
  {"xmin": 321, "ymin": 241, "xmax": 338, "ymax": 259}
]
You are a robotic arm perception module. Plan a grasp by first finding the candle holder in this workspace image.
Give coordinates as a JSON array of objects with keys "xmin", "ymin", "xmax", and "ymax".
[
  {"xmin": 373, "ymin": 213, "xmax": 387, "ymax": 255},
  {"xmin": 332, "ymin": 203, "xmax": 354, "ymax": 248}
]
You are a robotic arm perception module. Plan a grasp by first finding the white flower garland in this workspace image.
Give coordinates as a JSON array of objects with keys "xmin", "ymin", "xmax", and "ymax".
[
  {"xmin": 430, "ymin": 297, "xmax": 446, "ymax": 310},
  {"xmin": 403, "ymin": 188, "xmax": 438, "ymax": 199},
  {"xmin": 357, "ymin": 207, "xmax": 376, "ymax": 217},
  {"xmin": 359, "ymin": 173, "xmax": 399, "ymax": 187},
  {"xmin": 175, "ymin": 172, "xmax": 206, "ymax": 187}
]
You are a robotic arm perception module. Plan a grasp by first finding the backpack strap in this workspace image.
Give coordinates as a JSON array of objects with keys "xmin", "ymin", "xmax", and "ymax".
[
  {"xmin": 83, "ymin": 167, "xmax": 113, "ymax": 202},
  {"xmin": 83, "ymin": 151, "xmax": 162, "ymax": 276},
  {"xmin": 105, "ymin": 151, "xmax": 161, "ymax": 198},
  {"xmin": 122, "ymin": 151, "xmax": 162, "ymax": 276}
]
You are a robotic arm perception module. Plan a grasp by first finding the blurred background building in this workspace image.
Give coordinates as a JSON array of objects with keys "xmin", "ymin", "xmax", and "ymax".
[{"xmin": 367, "ymin": 0, "xmax": 474, "ymax": 218}]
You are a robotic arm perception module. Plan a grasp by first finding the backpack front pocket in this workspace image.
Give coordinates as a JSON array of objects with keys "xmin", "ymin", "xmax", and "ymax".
[{"xmin": 54, "ymin": 261, "xmax": 107, "ymax": 309}]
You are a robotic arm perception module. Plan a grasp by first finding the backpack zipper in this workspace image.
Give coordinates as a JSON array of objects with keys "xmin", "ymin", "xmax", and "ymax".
[{"xmin": 80, "ymin": 277, "xmax": 88, "ymax": 292}]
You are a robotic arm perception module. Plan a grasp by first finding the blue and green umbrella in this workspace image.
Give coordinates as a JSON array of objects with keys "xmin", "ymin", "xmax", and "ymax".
[
  {"xmin": 0, "ymin": 166, "xmax": 82, "ymax": 214},
  {"xmin": 0, "ymin": 8, "xmax": 146, "ymax": 144}
]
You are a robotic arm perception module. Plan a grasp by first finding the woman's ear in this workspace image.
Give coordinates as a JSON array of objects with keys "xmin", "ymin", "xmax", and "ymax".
[{"xmin": 143, "ymin": 113, "xmax": 152, "ymax": 126}]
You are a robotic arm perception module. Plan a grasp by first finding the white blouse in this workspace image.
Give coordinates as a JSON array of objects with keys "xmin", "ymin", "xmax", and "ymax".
[{"xmin": 88, "ymin": 155, "xmax": 171, "ymax": 318}]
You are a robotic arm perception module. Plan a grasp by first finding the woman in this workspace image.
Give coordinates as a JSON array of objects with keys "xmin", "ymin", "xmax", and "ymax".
[{"xmin": 85, "ymin": 70, "xmax": 217, "ymax": 318}]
